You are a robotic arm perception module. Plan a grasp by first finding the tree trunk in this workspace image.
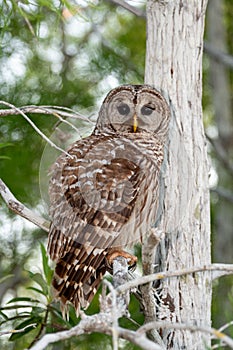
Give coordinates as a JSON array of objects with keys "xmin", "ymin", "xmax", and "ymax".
[{"xmin": 144, "ymin": 1, "xmax": 211, "ymax": 348}]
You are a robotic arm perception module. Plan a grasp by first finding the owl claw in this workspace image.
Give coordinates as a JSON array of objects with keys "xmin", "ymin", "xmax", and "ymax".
[{"xmin": 106, "ymin": 249, "xmax": 137, "ymax": 273}]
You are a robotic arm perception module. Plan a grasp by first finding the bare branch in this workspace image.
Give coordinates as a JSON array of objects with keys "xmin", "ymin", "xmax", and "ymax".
[
  {"xmin": 115, "ymin": 263, "xmax": 233, "ymax": 294},
  {"xmin": 101, "ymin": 257, "xmax": 134, "ymax": 349},
  {"xmin": 106, "ymin": 0, "xmax": 146, "ymax": 18},
  {"xmin": 0, "ymin": 179, "xmax": 50, "ymax": 232},
  {"xmin": 204, "ymin": 42, "xmax": 233, "ymax": 70},
  {"xmin": 141, "ymin": 228, "xmax": 166, "ymax": 348},
  {"xmin": 0, "ymin": 324, "xmax": 37, "ymax": 336},
  {"xmin": 29, "ymin": 312, "xmax": 162, "ymax": 350},
  {"xmin": 0, "ymin": 101, "xmax": 73, "ymax": 157},
  {"xmin": 0, "ymin": 104, "xmax": 93, "ymax": 123},
  {"xmin": 137, "ymin": 321, "xmax": 233, "ymax": 349}
]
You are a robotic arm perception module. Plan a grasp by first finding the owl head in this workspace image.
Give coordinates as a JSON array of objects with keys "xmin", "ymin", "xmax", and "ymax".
[{"xmin": 94, "ymin": 84, "xmax": 170, "ymax": 143}]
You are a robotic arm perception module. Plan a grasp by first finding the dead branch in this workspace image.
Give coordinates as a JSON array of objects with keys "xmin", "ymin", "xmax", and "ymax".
[
  {"xmin": 141, "ymin": 228, "xmax": 166, "ymax": 348},
  {"xmin": 0, "ymin": 179, "xmax": 50, "ymax": 232},
  {"xmin": 30, "ymin": 316, "xmax": 162, "ymax": 350},
  {"xmin": 115, "ymin": 263, "xmax": 233, "ymax": 294},
  {"xmin": 0, "ymin": 101, "xmax": 75, "ymax": 156},
  {"xmin": 0, "ymin": 324, "xmax": 37, "ymax": 336},
  {"xmin": 0, "ymin": 104, "xmax": 93, "ymax": 123},
  {"xmin": 137, "ymin": 321, "xmax": 233, "ymax": 349}
]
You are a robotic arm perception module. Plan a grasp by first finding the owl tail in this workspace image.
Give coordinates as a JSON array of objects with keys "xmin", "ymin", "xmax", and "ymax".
[{"xmin": 51, "ymin": 245, "xmax": 108, "ymax": 318}]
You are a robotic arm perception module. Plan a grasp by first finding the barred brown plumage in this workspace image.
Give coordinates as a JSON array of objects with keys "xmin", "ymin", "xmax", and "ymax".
[{"xmin": 48, "ymin": 84, "xmax": 170, "ymax": 316}]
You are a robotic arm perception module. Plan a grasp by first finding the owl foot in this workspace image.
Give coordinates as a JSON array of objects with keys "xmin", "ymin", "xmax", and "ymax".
[{"xmin": 106, "ymin": 249, "xmax": 137, "ymax": 272}]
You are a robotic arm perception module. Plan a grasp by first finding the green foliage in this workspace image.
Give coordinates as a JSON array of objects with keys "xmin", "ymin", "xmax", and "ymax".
[
  {"xmin": 0, "ymin": 244, "xmax": 144, "ymax": 349},
  {"xmin": 0, "ymin": 244, "xmax": 78, "ymax": 349}
]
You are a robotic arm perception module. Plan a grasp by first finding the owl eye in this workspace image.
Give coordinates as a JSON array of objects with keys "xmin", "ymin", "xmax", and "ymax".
[
  {"xmin": 117, "ymin": 103, "xmax": 130, "ymax": 116},
  {"xmin": 141, "ymin": 104, "xmax": 155, "ymax": 116}
]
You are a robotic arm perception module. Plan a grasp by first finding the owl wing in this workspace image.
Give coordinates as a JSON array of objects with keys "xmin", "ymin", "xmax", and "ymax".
[{"xmin": 48, "ymin": 134, "xmax": 147, "ymax": 314}]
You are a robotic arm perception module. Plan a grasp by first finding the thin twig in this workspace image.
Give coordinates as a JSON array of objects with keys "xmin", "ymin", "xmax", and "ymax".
[
  {"xmin": 0, "ymin": 323, "xmax": 37, "ymax": 336},
  {"xmin": 0, "ymin": 104, "xmax": 93, "ymax": 122},
  {"xmin": 0, "ymin": 101, "xmax": 72, "ymax": 157}
]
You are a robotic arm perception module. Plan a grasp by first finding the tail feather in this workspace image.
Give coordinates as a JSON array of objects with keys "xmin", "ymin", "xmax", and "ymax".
[{"xmin": 51, "ymin": 246, "xmax": 107, "ymax": 317}]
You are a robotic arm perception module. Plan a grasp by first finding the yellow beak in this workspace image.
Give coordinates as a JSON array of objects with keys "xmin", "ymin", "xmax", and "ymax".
[{"xmin": 133, "ymin": 114, "xmax": 138, "ymax": 132}]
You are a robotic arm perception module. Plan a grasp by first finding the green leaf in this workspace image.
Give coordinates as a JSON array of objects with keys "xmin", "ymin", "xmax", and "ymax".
[
  {"xmin": 7, "ymin": 297, "xmax": 40, "ymax": 304},
  {"xmin": 27, "ymin": 271, "xmax": 48, "ymax": 295},
  {"xmin": 0, "ymin": 304, "xmax": 32, "ymax": 311},
  {"xmin": 0, "ymin": 310, "xmax": 8, "ymax": 321},
  {"xmin": 0, "ymin": 142, "xmax": 13, "ymax": 149},
  {"xmin": 40, "ymin": 242, "xmax": 53, "ymax": 286},
  {"xmin": 31, "ymin": 306, "xmax": 46, "ymax": 316},
  {"xmin": 0, "ymin": 156, "xmax": 11, "ymax": 159},
  {"xmin": 26, "ymin": 286, "xmax": 47, "ymax": 297}
]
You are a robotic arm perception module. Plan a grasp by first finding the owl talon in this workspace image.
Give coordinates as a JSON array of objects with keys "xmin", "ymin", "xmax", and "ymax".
[{"xmin": 106, "ymin": 249, "xmax": 137, "ymax": 273}]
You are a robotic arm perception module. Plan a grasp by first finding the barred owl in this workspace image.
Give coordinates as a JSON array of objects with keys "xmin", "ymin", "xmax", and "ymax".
[{"xmin": 48, "ymin": 84, "xmax": 170, "ymax": 316}]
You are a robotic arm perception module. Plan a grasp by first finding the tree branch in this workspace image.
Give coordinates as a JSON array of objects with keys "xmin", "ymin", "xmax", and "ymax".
[
  {"xmin": 0, "ymin": 179, "xmax": 50, "ymax": 232},
  {"xmin": 106, "ymin": 0, "xmax": 146, "ymax": 18},
  {"xmin": 29, "ymin": 316, "xmax": 162, "ymax": 350},
  {"xmin": 137, "ymin": 321, "xmax": 233, "ymax": 349},
  {"xmin": 0, "ymin": 104, "xmax": 93, "ymax": 123},
  {"xmin": 0, "ymin": 324, "xmax": 37, "ymax": 336},
  {"xmin": 115, "ymin": 263, "xmax": 233, "ymax": 294},
  {"xmin": 141, "ymin": 228, "xmax": 166, "ymax": 348}
]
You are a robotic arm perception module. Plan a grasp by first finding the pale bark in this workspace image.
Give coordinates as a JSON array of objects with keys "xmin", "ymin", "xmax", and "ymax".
[{"xmin": 144, "ymin": 1, "xmax": 211, "ymax": 349}]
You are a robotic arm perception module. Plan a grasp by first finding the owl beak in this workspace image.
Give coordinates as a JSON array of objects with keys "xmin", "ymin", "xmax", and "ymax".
[{"xmin": 133, "ymin": 114, "xmax": 138, "ymax": 132}]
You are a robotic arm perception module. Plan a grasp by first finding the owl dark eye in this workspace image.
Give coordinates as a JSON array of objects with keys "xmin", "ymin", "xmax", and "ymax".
[
  {"xmin": 141, "ymin": 104, "xmax": 155, "ymax": 116},
  {"xmin": 117, "ymin": 103, "xmax": 130, "ymax": 116}
]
